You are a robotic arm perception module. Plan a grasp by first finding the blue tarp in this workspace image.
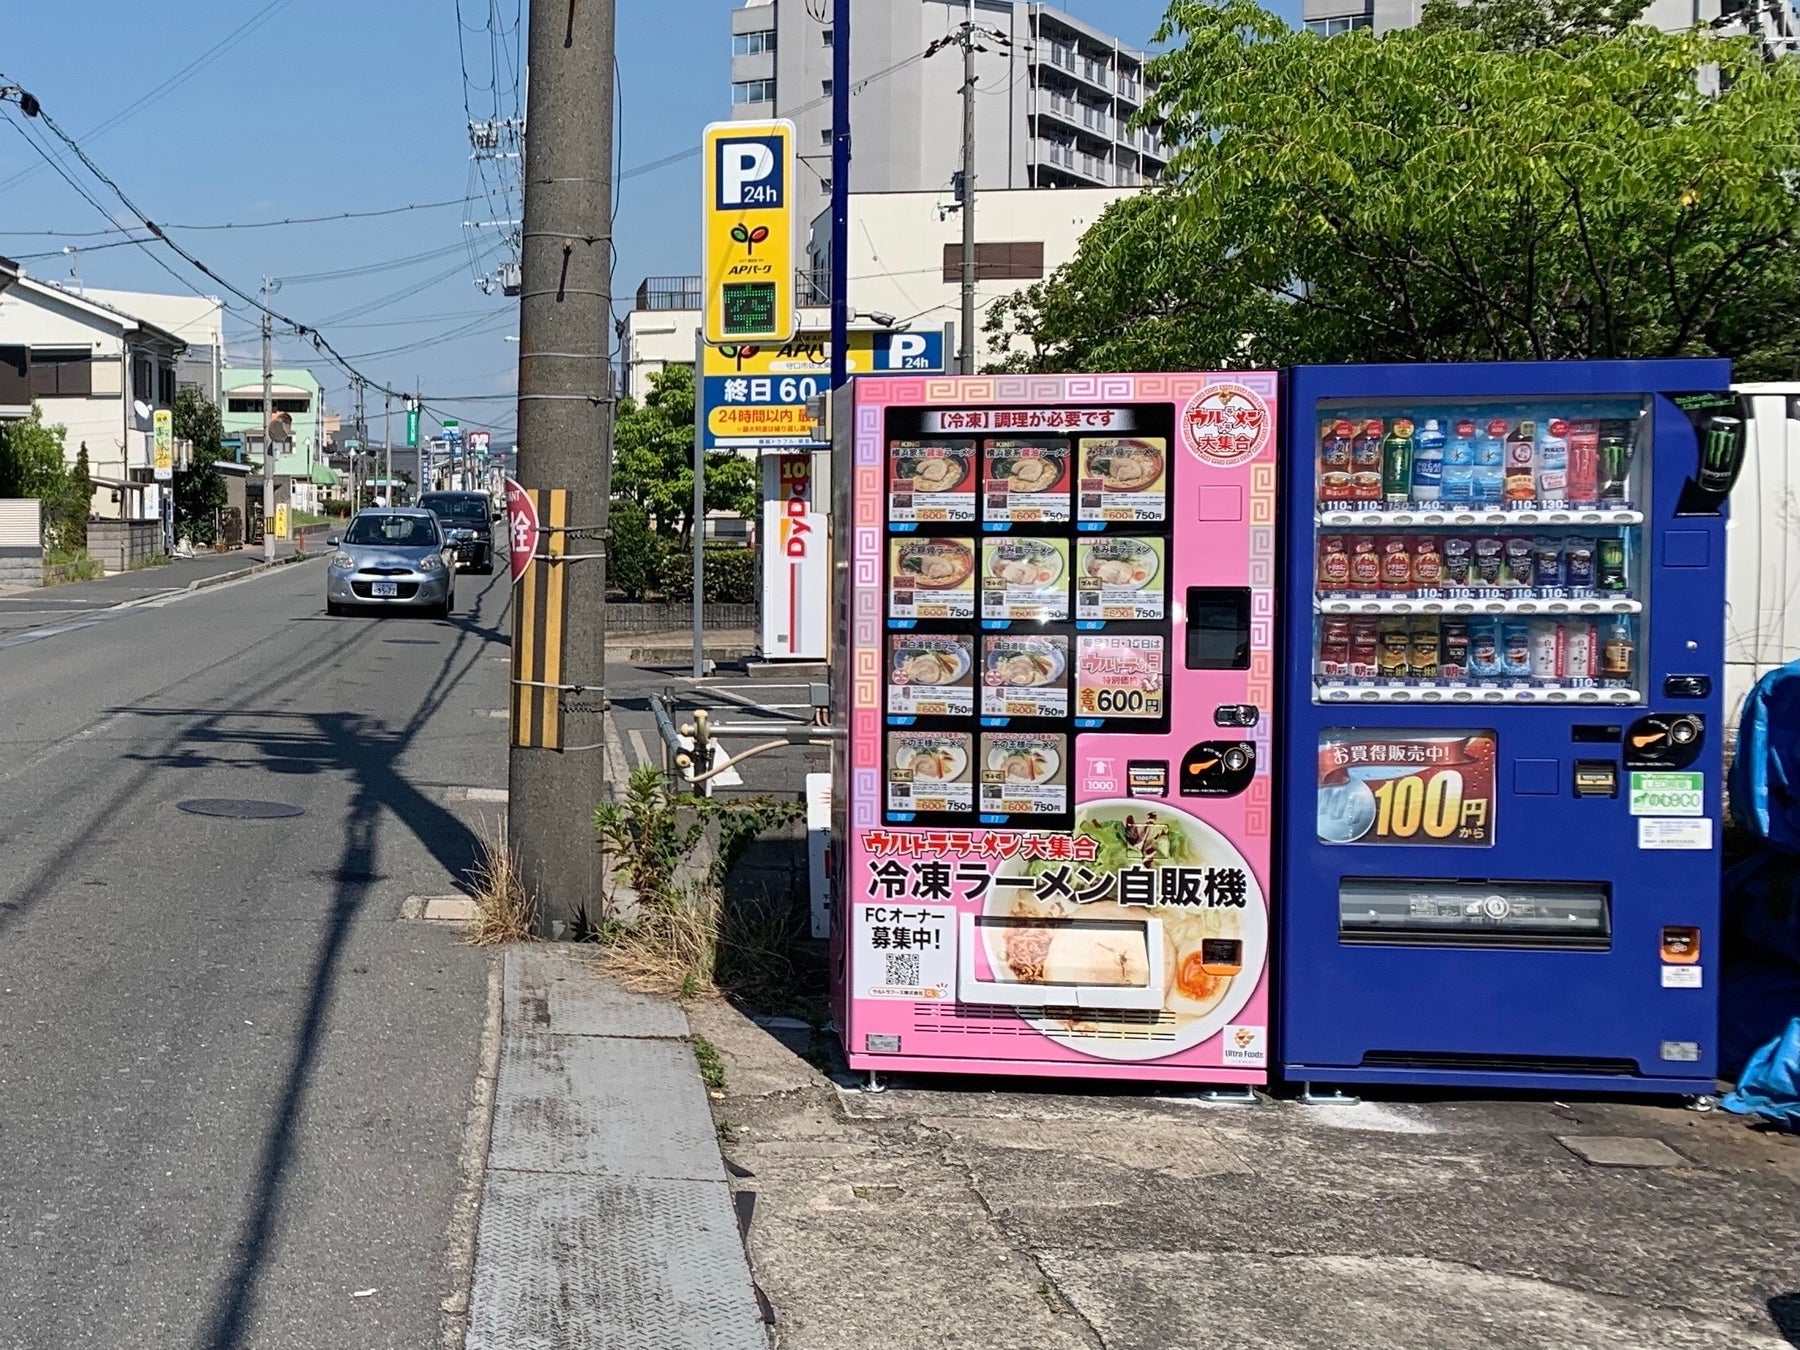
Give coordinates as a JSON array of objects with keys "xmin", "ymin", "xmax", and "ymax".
[
  {"xmin": 1723, "ymin": 1017, "xmax": 1800, "ymax": 1130},
  {"xmin": 1729, "ymin": 659, "xmax": 1800, "ymax": 854}
]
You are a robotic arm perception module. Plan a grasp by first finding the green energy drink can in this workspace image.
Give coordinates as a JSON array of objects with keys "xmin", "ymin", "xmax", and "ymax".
[
  {"xmin": 1596, "ymin": 536, "xmax": 1627, "ymax": 592},
  {"xmin": 1597, "ymin": 420, "xmax": 1633, "ymax": 503},
  {"xmin": 1697, "ymin": 415, "xmax": 1744, "ymax": 496}
]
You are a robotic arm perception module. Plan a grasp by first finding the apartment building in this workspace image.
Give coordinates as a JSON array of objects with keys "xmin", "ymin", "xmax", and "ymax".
[
  {"xmin": 1303, "ymin": 0, "xmax": 1760, "ymax": 36},
  {"xmin": 729, "ymin": 0, "xmax": 1169, "ymax": 226}
]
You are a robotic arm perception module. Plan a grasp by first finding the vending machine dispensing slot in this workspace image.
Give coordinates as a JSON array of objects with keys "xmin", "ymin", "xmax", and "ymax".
[{"xmin": 956, "ymin": 913, "xmax": 1168, "ymax": 1010}]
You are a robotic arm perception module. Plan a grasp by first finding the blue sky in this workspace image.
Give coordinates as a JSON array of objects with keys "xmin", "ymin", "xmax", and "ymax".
[{"xmin": 0, "ymin": 1, "xmax": 1295, "ymax": 441}]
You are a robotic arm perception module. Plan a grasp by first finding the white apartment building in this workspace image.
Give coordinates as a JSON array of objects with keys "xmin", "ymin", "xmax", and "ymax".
[
  {"xmin": 0, "ymin": 272, "xmax": 186, "ymax": 520},
  {"xmin": 729, "ymin": 0, "xmax": 1169, "ymax": 232},
  {"xmin": 623, "ymin": 184, "xmax": 1132, "ymax": 398},
  {"xmin": 1303, "ymin": 0, "xmax": 1791, "ymax": 38}
]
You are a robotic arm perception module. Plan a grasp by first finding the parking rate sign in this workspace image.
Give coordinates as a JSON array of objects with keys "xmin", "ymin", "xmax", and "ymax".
[{"xmin": 702, "ymin": 120, "xmax": 797, "ymax": 346}]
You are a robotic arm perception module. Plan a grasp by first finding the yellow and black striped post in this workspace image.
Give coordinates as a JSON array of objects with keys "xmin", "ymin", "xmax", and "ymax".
[{"xmin": 511, "ymin": 488, "xmax": 570, "ymax": 750}]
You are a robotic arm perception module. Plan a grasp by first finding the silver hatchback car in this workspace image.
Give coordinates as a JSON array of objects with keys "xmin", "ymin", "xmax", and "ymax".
[{"xmin": 325, "ymin": 509, "xmax": 456, "ymax": 618}]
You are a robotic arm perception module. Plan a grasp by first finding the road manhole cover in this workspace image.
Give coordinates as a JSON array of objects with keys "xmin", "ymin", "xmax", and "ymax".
[{"xmin": 176, "ymin": 799, "xmax": 305, "ymax": 820}]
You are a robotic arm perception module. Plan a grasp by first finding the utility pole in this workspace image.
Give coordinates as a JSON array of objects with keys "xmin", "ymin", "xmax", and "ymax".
[
  {"xmin": 353, "ymin": 376, "xmax": 366, "ymax": 511},
  {"xmin": 383, "ymin": 391, "xmax": 392, "ymax": 504},
  {"xmin": 509, "ymin": 0, "xmax": 616, "ymax": 931},
  {"xmin": 959, "ymin": 2, "xmax": 978, "ymax": 375},
  {"xmin": 261, "ymin": 278, "xmax": 275, "ymax": 564},
  {"xmin": 828, "ymin": 0, "xmax": 851, "ymax": 393},
  {"xmin": 929, "ymin": 10, "xmax": 997, "ymax": 375}
]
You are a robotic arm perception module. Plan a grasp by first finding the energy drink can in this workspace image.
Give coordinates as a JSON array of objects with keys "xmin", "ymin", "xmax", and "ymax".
[
  {"xmin": 1597, "ymin": 536, "xmax": 1627, "ymax": 592},
  {"xmin": 1598, "ymin": 420, "xmax": 1634, "ymax": 503},
  {"xmin": 1698, "ymin": 415, "xmax": 1745, "ymax": 496}
]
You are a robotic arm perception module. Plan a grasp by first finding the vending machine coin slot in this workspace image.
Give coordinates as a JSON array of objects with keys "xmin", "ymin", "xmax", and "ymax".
[
  {"xmin": 1622, "ymin": 714, "xmax": 1705, "ymax": 770},
  {"xmin": 1214, "ymin": 703, "xmax": 1261, "ymax": 728},
  {"xmin": 1573, "ymin": 761, "xmax": 1619, "ymax": 798},
  {"xmin": 1180, "ymin": 742, "xmax": 1257, "ymax": 798},
  {"xmin": 1185, "ymin": 587, "xmax": 1251, "ymax": 670},
  {"xmin": 1662, "ymin": 675, "xmax": 1711, "ymax": 700}
]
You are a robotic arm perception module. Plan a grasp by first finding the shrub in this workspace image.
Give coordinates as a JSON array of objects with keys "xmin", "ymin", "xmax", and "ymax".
[
  {"xmin": 607, "ymin": 501, "xmax": 662, "ymax": 600},
  {"xmin": 660, "ymin": 544, "xmax": 756, "ymax": 604}
]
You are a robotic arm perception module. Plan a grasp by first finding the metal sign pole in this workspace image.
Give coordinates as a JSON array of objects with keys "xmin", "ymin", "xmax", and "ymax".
[{"xmin": 693, "ymin": 327, "xmax": 706, "ymax": 680}]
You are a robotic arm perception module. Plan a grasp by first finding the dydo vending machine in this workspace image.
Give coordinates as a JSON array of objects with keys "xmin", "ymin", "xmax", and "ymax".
[
  {"xmin": 830, "ymin": 373, "xmax": 1280, "ymax": 1085},
  {"xmin": 1279, "ymin": 360, "xmax": 1742, "ymax": 1094}
]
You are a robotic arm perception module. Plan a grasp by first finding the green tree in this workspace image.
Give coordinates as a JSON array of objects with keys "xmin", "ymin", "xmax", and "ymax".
[
  {"xmin": 173, "ymin": 386, "xmax": 228, "ymax": 545},
  {"xmin": 1417, "ymin": 0, "xmax": 1646, "ymax": 49},
  {"xmin": 612, "ymin": 364, "xmax": 758, "ymax": 543},
  {"xmin": 987, "ymin": 2, "xmax": 1800, "ymax": 379},
  {"xmin": 0, "ymin": 405, "xmax": 87, "ymax": 554}
]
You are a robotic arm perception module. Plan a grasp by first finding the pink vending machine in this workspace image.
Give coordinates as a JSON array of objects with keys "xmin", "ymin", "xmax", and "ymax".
[{"xmin": 829, "ymin": 373, "xmax": 1280, "ymax": 1086}]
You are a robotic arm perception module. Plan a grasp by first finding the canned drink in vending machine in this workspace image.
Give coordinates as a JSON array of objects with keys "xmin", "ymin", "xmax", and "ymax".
[
  {"xmin": 1442, "ymin": 536, "xmax": 1474, "ymax": 587},
  {"xmin": 1320, "ymin": 420, "xmax": 1354, "ymax": 502},
  {"xmin": 1501, "ymin": 621, "xmax": 1533, "ymax": 678},
  {"xmin": 1380, "ymin": 536, "xmax": 1413, "ymax": 591},
  {"xmin": 1467, "ymin": 617, "xmax": 1503, "ymax": 677},
  {"xmin": 1528, "ymin": 620, "xmax": 1561, "ymax": 680},
  {"xmin": 1350, "ymin": 536, "xmax": 1382, "ymax": 589},
  {"xmin": 1378, "ymin": 618, "xmax": 1411, "ymax": 680},
  {"xmin": 1441, "ymin": 617, "xmax": 1470, "ymax": 678},
  {"xmin": 1504, "ymin": 537, "xmax": 1535, "ymax": 589},
  {"xmin": 1409, "ymin": 617, "xmax": 1441, "ymax": 679},
  {"xmin": 1318, "ymin": 535, "xmax": 1351, "ymax": 589},
  {"xmin": 1473, "ymin": 537, "xmax": 1506, "ymax": 587},
  {"xmin": 1566, "ymin": 418, "xmax": 1600, "ymax": 504},
  {"xmin": 1349, "ymin": 618, "xmax": 1380, "ymax": 678},
  {"xmin": 1320, "ymin": 618, "xmax": 1352, "ymax": 676},
  {"xmin": 1597, "ymin": 536, "xmax": 1628, "ymax": 592},
  {"xmin": 1564, "ymin": 620, "xmax": 1596, "ymax": 681},
  {"xmin": 1410, "ymin": 535, "xmax": 1444, "ymax": 589},
  {"xmin": 1532, "ymin": 538, "xmax": 1563, "ymax": 589},
  {"xmin": 1350, "ymin": 420, "xmax": 1385, "ymax": 502},
  {"xmin": 1564, "ymin": 539, "xmax": 1596, "ymax": 590}
]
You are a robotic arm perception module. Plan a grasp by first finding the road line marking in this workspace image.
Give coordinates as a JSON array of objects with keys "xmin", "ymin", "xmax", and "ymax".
[
  {"xmin": 445, "ymin": 786, "xmax": 509, "ymax": 803},
  {"xmin": 627, "ymin": 728, "xmax": 653, "ymax": 770}
]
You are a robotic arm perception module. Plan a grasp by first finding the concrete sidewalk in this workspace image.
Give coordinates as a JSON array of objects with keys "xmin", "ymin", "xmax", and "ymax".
[
  {"xmin": 464, "ymin": 946, "xmax": 769, "ymax": 1349},
  {"xmin": 694, "ymin": 1001, "xmax": 1800, "ymax": 1350}
]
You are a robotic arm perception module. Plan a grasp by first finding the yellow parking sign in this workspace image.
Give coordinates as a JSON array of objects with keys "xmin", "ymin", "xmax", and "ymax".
[{"xmin": 702, "ymin": 120, "xmax": 797, "ymax": 346}]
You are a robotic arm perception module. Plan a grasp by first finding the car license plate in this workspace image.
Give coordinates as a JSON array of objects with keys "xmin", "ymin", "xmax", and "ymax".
[{"xmin": 372, "ymin": 581, "xmax": 398, "ymax": 598}]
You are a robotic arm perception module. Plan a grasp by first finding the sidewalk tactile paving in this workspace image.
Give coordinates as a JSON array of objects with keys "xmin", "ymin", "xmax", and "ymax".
[
  {"xmin": 466, "ymin": 1171, "xmax": 767, "ymax": 1350},
  {"xmin": 504, "ymin": 945, "xmax": 688, "ymax": 1039},
  {"xmin": 491, "ymin": 1032, "xmax": 724, "ymax": 1180}
]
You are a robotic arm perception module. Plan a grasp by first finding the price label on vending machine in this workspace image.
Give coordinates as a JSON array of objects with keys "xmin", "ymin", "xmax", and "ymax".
[{"xmin": 1316, "ymin": 729, "xmax": 1497, "ymax": 847}]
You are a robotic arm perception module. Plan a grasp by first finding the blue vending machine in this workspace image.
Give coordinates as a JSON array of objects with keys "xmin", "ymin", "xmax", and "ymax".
[{"xmin": 1279, "ymin": 360, "xmax": 1744, "ymax": 1095}]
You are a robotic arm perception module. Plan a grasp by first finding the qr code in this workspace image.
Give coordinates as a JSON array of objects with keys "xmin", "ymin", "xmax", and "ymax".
[{"xmin": 884, "ymin": 953, "xmax": 922, "ymax": 987}]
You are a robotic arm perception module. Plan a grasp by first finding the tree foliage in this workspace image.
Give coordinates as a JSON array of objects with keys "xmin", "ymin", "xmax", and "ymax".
[
  {"xmin": 173, "ymin": 386, "xmax": 228, "ymax": 545},
  {"xmin": 0, "ymin": 405, "xmax": 88, "ymax": 553},
  {"xmin": 611, "ymin": 363, "xmax": 757, "ymax": 542},
  {"xmin": 987, "ymin": 2, "xmax": 1800, "ymax": 379}
]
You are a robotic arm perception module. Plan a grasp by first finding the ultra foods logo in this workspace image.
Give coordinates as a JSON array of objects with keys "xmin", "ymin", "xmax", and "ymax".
[{"xmin": 1182, "ymin": 382, "xmax": 1271, "ymax": 468}]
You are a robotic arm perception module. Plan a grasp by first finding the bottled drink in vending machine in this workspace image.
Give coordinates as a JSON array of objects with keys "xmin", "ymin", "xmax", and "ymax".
[
  {"xmin": 1602, "ymin": 618, "xmax": 1636, "ymax": 683},
  {"xmin": 1475, "ymin": 418, "xmax": 1507, "ymax": 503},
  {"xmin": 1319, "ymin": 420, "xmax": 1354, "ymax": 502},
  {"xmin": 1529, "ymin": 620, "xmax": 1561, "ymax": 679},
  {"xmin": 1505, "ymin": 421, "xmax": 1537, "ymax": 504},
  {"xmin": 1537, "ymin": 419, "xmax": 1569, "ymax": 503},
  {"xmin": 1566, "ymin": 418, "xmax": 1599, "ymax": 504},
  {"xmin": 1382, "ymin": 419, "xmax": 1416, "ymax": 505},
  {"xmin": 1412, "ymin": 418, "xmax": 1445, "ymax": 501},
  {"xmin": 1442, "ymin": 418, "xmax": 1476, "ymax": 502},
  {"xmin": 1350, "ymin": 419, "xmax": 1385, "ymax": 503}
]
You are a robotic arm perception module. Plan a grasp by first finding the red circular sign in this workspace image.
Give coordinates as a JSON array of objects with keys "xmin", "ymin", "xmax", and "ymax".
[{"xmin": 1182, "ymin": 383, "xmax": 1272, "ymax": 469}]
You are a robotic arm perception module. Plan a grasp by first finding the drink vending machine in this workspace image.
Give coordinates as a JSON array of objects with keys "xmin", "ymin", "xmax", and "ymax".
[
  {"xmin": 830, "ymin": 373, "xmax": 1280, "ymax": 1085},
  {"xmin": 1279, "ymin": 360, "xmax": 1744, "ymax": 1094}
]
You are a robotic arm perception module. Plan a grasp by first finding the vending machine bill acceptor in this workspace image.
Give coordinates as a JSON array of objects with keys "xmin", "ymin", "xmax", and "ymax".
[
  {"xmin": 831, "ymin": 373, "xmax": 1280, "ymax": 1085},
  {"xmin": 1279, "ymin": 360, "xmax": 1742, "ymax": 1094}
]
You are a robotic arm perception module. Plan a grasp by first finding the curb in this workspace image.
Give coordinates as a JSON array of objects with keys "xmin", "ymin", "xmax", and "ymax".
[{"xmin": 184, "ymin": 550, "xmax": 320, "ymax": 593}]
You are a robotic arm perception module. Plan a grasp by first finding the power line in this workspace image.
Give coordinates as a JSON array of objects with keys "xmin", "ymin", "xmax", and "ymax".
[{"xmin": 0, "ymin": 196, "xmax": 469, "ymax": 238}]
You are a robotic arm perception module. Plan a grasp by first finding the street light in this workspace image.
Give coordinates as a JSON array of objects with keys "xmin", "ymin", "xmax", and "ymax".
[{"xmin": 854, "ymin": 310, "xmax": 898, "ymax": 328}]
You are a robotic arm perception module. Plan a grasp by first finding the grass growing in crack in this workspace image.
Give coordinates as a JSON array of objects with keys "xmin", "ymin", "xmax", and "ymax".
[
  {"xmin": 465, "ymin": 818, "xmax": 539, "ymax": 944},
  {"xmin": 691, "ymin": 1034, "xmax": 727, "ymax": 1092},
  {"xmin": 591, "ymin": 766, "xmax": 812, "ymax": 1007}
]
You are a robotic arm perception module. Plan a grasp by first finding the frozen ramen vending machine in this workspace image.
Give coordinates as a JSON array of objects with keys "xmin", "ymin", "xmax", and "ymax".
[
  {"xmin": 829, "ymin": 372, "xmax": 1280, "ymax": 1085},
  {"xmin": 1278, "ymin": 360, "xmax": 1741, "ymax": 1095}
]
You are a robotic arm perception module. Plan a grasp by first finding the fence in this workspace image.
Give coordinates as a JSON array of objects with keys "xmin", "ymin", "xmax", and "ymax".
[
  {"xmin": 607, "ymin": 602, "xmax": 756, "ymax": 634},
  {"xmin": 88, "ymin": 519, "xmax": 165, "ymax": 572}
]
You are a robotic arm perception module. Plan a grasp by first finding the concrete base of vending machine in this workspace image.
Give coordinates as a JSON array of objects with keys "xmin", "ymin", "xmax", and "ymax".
[{"xmin": 829, "ymin": 371, "xmax": 1282, "ymax": 1088}]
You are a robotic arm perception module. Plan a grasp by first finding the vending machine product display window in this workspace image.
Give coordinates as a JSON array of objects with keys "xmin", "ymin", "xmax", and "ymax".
[
  {"xmin": 1280, "ymin": 361, "xmax": 1735, "ymax": 1096},
  {"xmin": 833, "ymin": 372, "xmax": 1280, "ymax": 1086}
]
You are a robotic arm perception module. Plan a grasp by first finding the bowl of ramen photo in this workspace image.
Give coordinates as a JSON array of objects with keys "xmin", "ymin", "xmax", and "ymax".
[
  {"xmin": 987, "ymin": 737, "xmax": 1061, "ymax": 785},
  {"xmin": 988, "ymin": 799, "xmax": 1267, "ymax": 1060},
  {"xmin": 892, "ymin": 735, "xmax": 969, "ymax": 784},
  {"xmin": 894, "ymin": 538, "xmax": 976, "ymax": 589},
  {"xmin": 895, "ymin": 443, "xmax": 972, "ymax": 494},
  {"xmin": 987, "ymin": 539, "xmax": 1065, "ymax": 589},
  {"xmin": 892, "ymin": 639, "xmax": 972, "ymax": 687},
  {"xmin": 989, "ymin": 444, "xmax": 1067, "ymax": 494},
  {"xmin": 1081, "ymin": 538, "xmax": 1161, "ymax": 590},
  {"xmin": 1080, "ymin": 438, "xmax": 1166, "ymax": 494},
  {"xmin": 985, "ymin": 638, "xmax": 1066, "ymax": 689}
]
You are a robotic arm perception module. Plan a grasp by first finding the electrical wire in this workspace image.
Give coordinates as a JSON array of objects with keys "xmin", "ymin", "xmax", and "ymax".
[{"xmin": 0, "ymin": 196, "xmax": 470, "ymax": 239}]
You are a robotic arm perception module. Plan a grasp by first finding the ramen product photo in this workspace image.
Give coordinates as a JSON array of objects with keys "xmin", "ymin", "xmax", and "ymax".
[
  {"xmin": 979, "ymin": 732, "xmax": 1069, "ymax": 816},
  {"xmin": 889, "ymin": 538, "xmax": 977, "ymax": 620},
  {"xmin": 981, "ymin": 633, "xmax": 1071, "ymax": 718},
  {"xmin": 1078, "ymin": 436, "xmax": 1169, "ymax": 524},
  {"xmin": 981, "ymin": 537, "xmax": 1070, "ymax": 621},
  {"xmin": 888, "ymin": 440, "xmax": 976, "ymax": 524},
  {"xmin": 887, "ymin": 634, "xmax": 976, "ymax": 717},
  {"xmin": 886, "ymin": 730, "xmax": 974, "ymax": 815},
  {"xmin": 1075, "ymin": 537, "xmax": 1167, "ymax": 620},
  {"xmin": 983, "ymin": 439, "xmax": 1071, "ymax": 525}
]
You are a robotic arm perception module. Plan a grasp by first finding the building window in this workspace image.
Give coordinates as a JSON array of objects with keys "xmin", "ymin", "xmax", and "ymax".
[
  {"xmin": 819, "ymin": 178, "xmax": 832, "ymax": 193},
  {"xmin": 821, "ymin": 27, "xmax": 833, "ymax": 45},
  {"xmin": 821, "ymin": 127, "xmax": 833, "ymax": 143},
  {"xmin": 732, "ymin": 79, "xmax": 776, "ymax": 105},
  {"xmin": 132, "ymin": 356, "xmax": 153, "ymax": 402},
  {"xmin": 941, "ymin": 241, "xmax": 1046, "ymax": 283},
  {"xmin": 157, "ymin": 366, "xmax": 176, "ymax": 407},
  {"xmin": 822, "ymin": 78, "xmax": 833, "ymax": 96},
  {"xmin": 1305, "ymin": 12, "xmax": 1372, "ymax": 34},
  {"xmin": 732, "ymin": 30, "xmax": 776, "ymax": 56},
  {"xmin": 26, "ymin": 349, "xmax": 93, "ymax": 397},
  {"xmin": 227, "ymin": 396, "xmax": 311, "ymax": 415}
]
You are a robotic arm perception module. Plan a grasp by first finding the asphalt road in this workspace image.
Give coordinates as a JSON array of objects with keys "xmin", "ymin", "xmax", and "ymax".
[{"xmin": 0, "ymin": 552, "xmax": 510, "ymax": 1349}]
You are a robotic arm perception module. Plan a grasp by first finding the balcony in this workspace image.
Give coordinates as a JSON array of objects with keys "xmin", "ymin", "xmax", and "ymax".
[
  {"xmin": 1036, "ymin": 138, "xmax": 1108, "ymax": 185},
  {"xmin": 636, "ymin": 275, "xmax": 702, "ymax": 312}
]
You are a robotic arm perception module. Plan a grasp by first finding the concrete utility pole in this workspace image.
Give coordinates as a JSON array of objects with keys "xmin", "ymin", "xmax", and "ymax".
[
  {"xmin": 828, "ymin": 0, "xmax": 851, "ymax": 393},
  {"xmin": 353, "ymin": 376, "xmax": 366, "ymax": 510},
  {"xmin": 383, "ymin": 391, "xmax": 392, "ymax": 503},
  {"xmin": 959, "ymin": 3, "xmax": 978, "ymax": 375},
  {"xmin": 260, "ymin": 278, "xmax": 275, "ymax": 564},
  {"xmin": 509, "ymin": 0, "xmax": 616, "ymax": 930}
]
